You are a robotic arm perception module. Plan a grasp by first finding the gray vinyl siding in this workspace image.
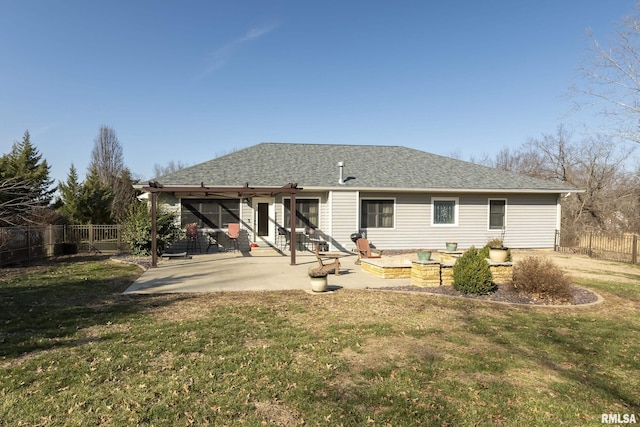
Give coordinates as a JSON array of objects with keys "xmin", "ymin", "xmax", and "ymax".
[
  {"xmin": 359, "ymin": 192, "xmax": 559, "ymax": 250},
  {"xmin": 329, "ymin": 190, "xmax": 360, "ymax": 251},
  {"xmin": 161, "ymin": 190, "xmax": 559, "ymax": 252}
]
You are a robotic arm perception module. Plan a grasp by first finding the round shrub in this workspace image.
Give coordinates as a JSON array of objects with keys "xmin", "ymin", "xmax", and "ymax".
[
  {"xmin": 511, "ymin": 257, "xmax": 573, "ymax": 303},
  {"xmin": 452, "ymin": 247, "xmax": 494, "ymax": 294},
  {"xmin": 122, "ymin": 201, "xmax": 183, "ymax": 256}
]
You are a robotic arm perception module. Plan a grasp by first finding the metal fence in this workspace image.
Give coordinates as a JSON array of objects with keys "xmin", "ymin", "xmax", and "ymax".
[
  {"xmin": 0, "ymin": 225, "xmax": 126, "ymax": 267},
  {"xmin": 556, "ymin": 230, "xmax": 639, "ymax": 264}
]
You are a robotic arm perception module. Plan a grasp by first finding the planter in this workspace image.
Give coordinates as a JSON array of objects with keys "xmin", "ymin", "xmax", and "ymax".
[
  {"xmin": 446, "ymin": 242, "xmax": 458, "ymax": 251},
  {"xmin": 310, "ymin": 275, "xmax": 328, "ymax": 292},
  {"xmin": 489, "ymin": 247, "xmax": 509, "ymax": 263},
  {"xmin": 417, "ymin": 251, "xmax": 432, "ymax": 261}
]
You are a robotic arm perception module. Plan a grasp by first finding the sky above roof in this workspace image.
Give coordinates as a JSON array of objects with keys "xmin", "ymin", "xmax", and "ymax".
[{"xmin": 0, "ymin": 0, "xmax": 637, "ymax": 185}]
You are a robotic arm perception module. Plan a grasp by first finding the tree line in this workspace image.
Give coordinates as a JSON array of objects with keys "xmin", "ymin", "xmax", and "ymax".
[{"xmin": 0, "ymin": 126, "xmax": 138, "ymax": 227}]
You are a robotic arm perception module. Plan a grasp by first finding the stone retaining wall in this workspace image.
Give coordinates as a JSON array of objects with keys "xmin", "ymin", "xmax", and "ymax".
[{"xmin": 362, "ymin": 258, "xmax": 514, "ymax": 286}]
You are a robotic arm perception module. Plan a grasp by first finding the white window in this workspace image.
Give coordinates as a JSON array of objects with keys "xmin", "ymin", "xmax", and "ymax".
[
  {"xmin": 361, "ymin": 199, "xmax": 395, "ymax": 228},
  {"xmin": 283, "ymin": 198, "xmax": 320, "ymax": 229},
  {"xmin": 488, "ymin": 199, "xmax": 507, "ymax": 230},
  {"xmin": 432, "ymin": 197, "xmax": 458, "ymax": 226},
  {"xmin": 181, "ymin": 199, "xmax": 240, "ymax": 228}
]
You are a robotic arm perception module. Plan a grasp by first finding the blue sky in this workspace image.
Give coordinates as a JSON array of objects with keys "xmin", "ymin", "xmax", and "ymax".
[{"xmin": 0, "ymin": 1, "xmax": 637, "ymax": 185}]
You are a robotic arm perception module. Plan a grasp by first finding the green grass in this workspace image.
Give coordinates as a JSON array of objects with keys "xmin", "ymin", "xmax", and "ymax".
[{"xmin": 1, "ymin": 257, "xmax": 639, "ymax": 426}]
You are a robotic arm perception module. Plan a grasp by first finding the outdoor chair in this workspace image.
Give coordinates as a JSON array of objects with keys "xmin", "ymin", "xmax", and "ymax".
[
  {"xmin": 226, "ymin": 223, "xmax": 240, "ymax": 252},
  {"xmin": 355, "ymin": 237, "xmax": 382, "ymax": 264},
  {"xmin": 205, "ymin": 231, "xmax": 219, "ymax": 253},
  {"xmin": 277, "ymin": 226, "xmax": 290, "ymax": 251},
  {"xmin": 305, "ymin": 226, "xmax": 319, "ymax": 251},
  {"xmin": 314, "ymin": 243, "xmax": 340, "ymax": 275},
  {"xmin": 186, "ymin": 223, "xmax": 201, "ymax": 254}
]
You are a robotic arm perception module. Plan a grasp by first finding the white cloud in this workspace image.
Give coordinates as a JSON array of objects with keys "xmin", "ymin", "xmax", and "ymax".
[{"xmin": 203, "ymin": 23, "xmax": 279, "ymax": 76}]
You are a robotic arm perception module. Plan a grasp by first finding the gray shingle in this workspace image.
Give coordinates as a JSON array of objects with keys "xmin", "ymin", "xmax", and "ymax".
[{"xmin": 153, "ymin": 143, "xmax": 578, "ymax": 192}]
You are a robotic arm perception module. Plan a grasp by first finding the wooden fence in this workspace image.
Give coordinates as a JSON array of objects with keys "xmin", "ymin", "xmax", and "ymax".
[
  {"xmin": 0, "ymin": 225, "xmax": 126, "ymax": 267},
  {"xmin": 556, "ymin": 230, "xmax": 639, "ymax": 264}
]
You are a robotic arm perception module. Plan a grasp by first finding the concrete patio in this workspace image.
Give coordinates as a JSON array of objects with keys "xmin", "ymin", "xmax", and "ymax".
[{"xmin": 123, "ymin": 250, "xmax": 412, "ymax": 294}]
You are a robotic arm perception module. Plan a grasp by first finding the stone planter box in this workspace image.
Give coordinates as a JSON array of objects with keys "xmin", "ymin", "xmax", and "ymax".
[
  {"xmin": 360, "ymin": 257, "xmax": 514, "ymax": 287},
  {"xmin": 360, "ymin": 258, "xmax": 412, "ymax": 279},
  {"xmin": 410, "ymin": 260, "xmax": 441, "ymax": 287}
]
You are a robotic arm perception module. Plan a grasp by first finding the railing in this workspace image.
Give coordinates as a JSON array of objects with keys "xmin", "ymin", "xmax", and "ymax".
[
  {"xmin": 556, "ymin": 230, "xmax": 639, "ymax": 264},
  {"xmin": 0, "ymin": 225, "xmax": 126, "ymax": 267}
]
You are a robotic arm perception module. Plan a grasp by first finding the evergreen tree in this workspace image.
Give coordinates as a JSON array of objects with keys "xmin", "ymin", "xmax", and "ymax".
[
  {"xmin": 77, "ymin": 165, "xmax": 113, "ymax": 224},
  {"xmin": 0, "ymin": 131, "xmax": 55, "ymax": 225},
  {"xmin": 57, "ymin": 164, "xmax": 83, "ymax": 223}
]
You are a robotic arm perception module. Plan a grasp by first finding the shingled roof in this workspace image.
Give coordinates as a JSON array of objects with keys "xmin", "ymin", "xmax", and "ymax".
[{"xmin": 153, "ymin": 143, "xmax": 577, "ymax": 193}]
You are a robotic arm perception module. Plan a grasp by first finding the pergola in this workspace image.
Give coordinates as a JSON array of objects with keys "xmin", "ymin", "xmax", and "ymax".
[{"xmin": 141, "ymin": 181, "xmax": 303, "ymax": 268}]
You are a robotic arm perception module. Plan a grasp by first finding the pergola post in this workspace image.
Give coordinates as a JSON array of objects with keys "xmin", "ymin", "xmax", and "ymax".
[
  {"xmin": 151, "ymin": 191, "xmax": 158, "ymax": 268},
  {"xmin": 290, "ymin": 191, "xmax": 296, "ymax": 265}
]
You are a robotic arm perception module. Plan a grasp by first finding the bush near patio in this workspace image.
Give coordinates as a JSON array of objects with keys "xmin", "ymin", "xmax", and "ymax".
[
  {"xmin": 511, "ymin": 256, "xmax": 573, "ymax": 303},
  {"xmin": 122, "ymin": 201, "xmax": 182, "ymax": 255},
  {"xmin": 453, "ymin": 246, "xmax": 495, "ymax": 294}
]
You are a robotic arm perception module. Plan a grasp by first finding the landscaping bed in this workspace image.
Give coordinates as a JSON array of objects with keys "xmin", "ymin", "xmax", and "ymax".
[{"xmin": 376, "ymin": 283, "xmax": 600, "ymax": 305}]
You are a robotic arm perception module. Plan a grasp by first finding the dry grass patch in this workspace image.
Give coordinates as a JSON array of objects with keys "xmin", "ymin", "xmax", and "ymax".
[{"xmin": 253, "ymin": 401, "xmax": 303, "ymax": 426}]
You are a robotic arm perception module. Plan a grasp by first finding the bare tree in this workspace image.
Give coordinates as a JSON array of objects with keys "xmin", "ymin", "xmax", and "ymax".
[
  {"xmin": 574, "ymin": 10, "xmax": 640, "ymax": 143},
  {"xmin": 0, "ymin": 178, "xmax": 46, "ymax": 226},
  {"xmin": 489, "ymin": 125, "xmax": 639, "ymax": 236},
  {"xmin": 90, "ymin": 125, "xmax": 124, "ymax": 187},
  {"xmin": 152, "ymin": 160, "xmax": 190, "ymax": 178},
  {"xmin": 89, "ymin": 125, "xmax": 137, "ymax": 223}
]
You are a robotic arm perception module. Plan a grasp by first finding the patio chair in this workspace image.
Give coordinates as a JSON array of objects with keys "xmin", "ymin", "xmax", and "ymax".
[
  {"xmin": 277, "ymin": 226, "xmax": 291, "ymax": 251},
  {"xmin": 186, "ymin": 223, "xmax": 201, "ymax": 254},
  {"xmin": 355, "ymin": 237, "xmax": 382, "ymax": 264},
  {"xmin": 305, "ymin": 226, "xmax": 319, "ymax": 251},
  {"xmin": 205, "ymin": 231, "xmax": 219, "ymax": 253},
  {"xmin": 314, "ymin": 243, "xmax": 340, "ymax": 275},
  {"xmin": 226, "ymin": 223, "xmax": 240, "ymax": 252}
]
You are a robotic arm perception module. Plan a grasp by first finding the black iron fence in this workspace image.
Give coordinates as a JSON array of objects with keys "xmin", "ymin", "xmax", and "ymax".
[
  {"xmin": 556, "ymin": 230, "xmax": 639, "ymax": 264},
  {"xmin": 0, "ymin": 225, "xmax": 126, "ymax": 267}
]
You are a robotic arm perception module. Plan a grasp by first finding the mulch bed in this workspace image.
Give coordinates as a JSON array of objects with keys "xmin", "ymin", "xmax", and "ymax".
[{"xmin": 376, "ymin": 284, "xmax": 600, "ymax": 306}]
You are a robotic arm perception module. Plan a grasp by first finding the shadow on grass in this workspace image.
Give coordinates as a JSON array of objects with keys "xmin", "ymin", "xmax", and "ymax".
[
  {"xmin": 0, "ymin": 255, "xmax": 190, "ymax": 360},
  {"xmin": 454, "ymin": 299, "xmax": 640, "ymax": 413}
]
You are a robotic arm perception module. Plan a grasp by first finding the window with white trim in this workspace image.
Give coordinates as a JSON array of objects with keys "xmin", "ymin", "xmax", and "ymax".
[
  {"xmin": 361, "ymin": 199, "xmax": 394, "ymax": 228},
  {"xmin": 488, "ymin": 199, "xmax": 506, "ymax": 230},
  {"xmin": 283, "ymin": 198, "xmax": 319, "ymax": 229},
  {"xmin": 181, "ymin": 199, "xmax": 240, "ymax": 228},
  {"xmin": 432, "ymin": 197, "xmax": 458, "ymax": 226}
]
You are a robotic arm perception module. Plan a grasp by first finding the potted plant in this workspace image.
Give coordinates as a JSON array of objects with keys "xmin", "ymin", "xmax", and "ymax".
[
  {"xmin": 417, "ymin": 251, "xmax": 432, "ymax": 261},
  {"xmin": 445, "ymin": 242, "xmax": 458, "ymax": 251},
  {"xmin": 486, "ymin": 237, "xmax": 509, "ymax": 263},
  {"xmin": 308, "ymin": 268, "xmax": 328, "ymax": 292}
]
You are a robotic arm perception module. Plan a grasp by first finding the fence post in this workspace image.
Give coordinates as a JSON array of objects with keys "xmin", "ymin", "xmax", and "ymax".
[
  {"xmin": 588, "ymin": 232, "xmax": 593, "ymax": 257},
  {"xmin": 633, "ymin": 234, "xmax": 638, "ymax": 265}
]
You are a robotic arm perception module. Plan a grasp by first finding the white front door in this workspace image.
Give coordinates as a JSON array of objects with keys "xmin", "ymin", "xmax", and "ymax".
[{"xmin": 253, "ymin": 197, "xmax": 275, "ymax": 244}]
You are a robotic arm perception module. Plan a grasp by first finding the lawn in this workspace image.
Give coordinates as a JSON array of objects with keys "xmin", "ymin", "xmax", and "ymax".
[{"xmin": 1, "ymin": 256, "xmax": 639, "ymax": 426}]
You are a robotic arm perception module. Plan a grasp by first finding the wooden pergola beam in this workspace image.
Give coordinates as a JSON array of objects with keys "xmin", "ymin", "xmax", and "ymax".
[{"xmin": 141, "ymin": 182, "xmax": 303, "ymax": 268}]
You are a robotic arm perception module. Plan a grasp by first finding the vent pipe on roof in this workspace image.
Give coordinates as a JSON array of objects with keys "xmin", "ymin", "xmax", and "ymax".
[{"xmin": 338, "ymin": 161, "xmax": 345, "ymax": 184}]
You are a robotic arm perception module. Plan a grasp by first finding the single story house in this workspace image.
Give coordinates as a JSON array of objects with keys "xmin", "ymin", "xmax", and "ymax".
[{"xmin": 142, "ymin": 143, "xmax": 579, "ymax": 253}]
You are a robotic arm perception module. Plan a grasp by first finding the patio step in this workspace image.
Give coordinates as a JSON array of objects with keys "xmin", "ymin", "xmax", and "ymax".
[{"xmin": 249, "ymin": 246, "xmax": 282, "ymax": 256}]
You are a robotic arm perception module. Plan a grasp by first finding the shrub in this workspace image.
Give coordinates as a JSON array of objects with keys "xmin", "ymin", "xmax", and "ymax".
[
  {"xmin": 452, "ymin": 247, "xmax": 494, "ymax": 294},
  {"xmin": 122, "ymin": 201, "xmax": 183, "ymax": 256},
  {"xmin": 511, "ymin": 257, "xmax": 573, "ymax": 303}
]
